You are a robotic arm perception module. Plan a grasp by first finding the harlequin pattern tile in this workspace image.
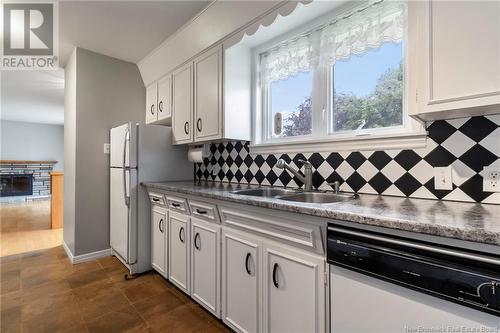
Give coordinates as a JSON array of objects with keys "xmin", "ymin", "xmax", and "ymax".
[{"xmin": 195, "ymin": 116, "xmax": 500, "ymax": 204}]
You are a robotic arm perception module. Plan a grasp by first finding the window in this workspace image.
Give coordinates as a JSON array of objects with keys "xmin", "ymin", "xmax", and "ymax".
[
  {"xmin": 270, "ymin": 71, "xmax": 312, "ymax": 138},
  {"xmin": 331, "ymin": 42, "xmax": 403, "ymax": 134},
  {"xmin": 255, "ymin": 1, "xmax": 424, "ymax": 151}
]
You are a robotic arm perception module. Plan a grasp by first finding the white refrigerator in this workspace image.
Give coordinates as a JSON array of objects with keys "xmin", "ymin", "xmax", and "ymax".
[{"xmin": 110, "ymin": 122, "xmax": 192, "ymax": 275}]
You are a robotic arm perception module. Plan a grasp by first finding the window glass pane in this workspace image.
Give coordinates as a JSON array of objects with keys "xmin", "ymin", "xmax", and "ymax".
[
  {"xmin": 332, "ymin": 42, "xmax": 403, "ymax": 133},
  {"xmin": 270, "ymin": 71, "xmax": 312, "ymax": 138}
]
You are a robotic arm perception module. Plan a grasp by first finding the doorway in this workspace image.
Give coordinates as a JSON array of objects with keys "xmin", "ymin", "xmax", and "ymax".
[{"xmin": 0, "ymin": 70, "xmax": 65, "ymax": 258}]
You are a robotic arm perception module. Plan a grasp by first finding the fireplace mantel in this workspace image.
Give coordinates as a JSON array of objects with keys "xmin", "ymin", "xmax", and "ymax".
[{"xmin": 0, "ymin": 160, "xmax": 57, "ymax": 165}]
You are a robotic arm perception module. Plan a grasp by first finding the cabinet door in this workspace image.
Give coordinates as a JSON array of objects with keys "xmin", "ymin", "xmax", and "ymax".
[
  {"xmin": 168, "ymin": 211, "xmax": 190, "ymax": 294},
  {"xmin": 263, "ymin": 243, "xmax": 326, "ymax": 333},
  {"xmin": 157, "ymin": 74, "xmax": 172, "ymax": 123},
  {"xmin": 151, "ymin": 208, "xmax": 166, "ymax": 276},
  {"xmin": 409, "ymin": 0, "xmax": 500, "ymax": 120},
  {"xmin": 191, "ymin": 217, "xmax": 220, "ymax": 317},
  {"xmin": 145, "ymin": 83, "xmax": 157, "ymax": 124},
  {"xmin": 194, "ymin": 45, "xmax": 222, "ymax": 142},
  {"xmin": 222, "ymin": 228, "xmax": 260, "ymax": 333},
  {"xmin": 172, "ymin": 63, "xmax": 194, "ymax": 145}
]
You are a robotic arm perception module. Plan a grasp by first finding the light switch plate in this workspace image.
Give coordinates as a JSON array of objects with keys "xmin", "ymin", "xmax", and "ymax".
[
  {"xmin": 103, "ymin": 143, "xmax": 110, "ymax": 154},
  {"xmin": 434, "ymin": 167, "xmax": 453, "ymax": 190},
  {"xmin": 483, "ymin": 167, "xmax": 500, "ymax": 192}
]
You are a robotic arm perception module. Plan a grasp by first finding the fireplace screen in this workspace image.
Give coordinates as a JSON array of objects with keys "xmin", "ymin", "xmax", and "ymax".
[{"xmin": 0, "ymin": 174, "xmax": 33, "ymax": 197}]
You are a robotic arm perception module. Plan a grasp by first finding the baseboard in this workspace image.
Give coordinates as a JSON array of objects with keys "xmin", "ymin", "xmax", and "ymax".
[
  {"xmin": 62, "ymin": 241, "xmax": 111, "ymax": 264},
  {"xmin": 62, "ymin": 240, "xmax": 74, "ymax": 262}
]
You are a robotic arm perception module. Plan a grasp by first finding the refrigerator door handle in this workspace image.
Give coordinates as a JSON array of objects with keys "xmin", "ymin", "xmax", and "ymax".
[{"xmin": 123, "ymin": 127, "xmax": 130, "ymax": 207}]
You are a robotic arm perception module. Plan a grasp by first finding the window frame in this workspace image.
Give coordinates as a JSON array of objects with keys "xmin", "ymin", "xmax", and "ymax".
[{"xmin": 251, "ymin": 8, "xmax": 427, "ymax": 154}]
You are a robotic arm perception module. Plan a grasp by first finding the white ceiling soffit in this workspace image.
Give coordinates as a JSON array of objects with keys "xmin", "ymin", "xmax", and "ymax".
[
  {"xmin": 1, "ymin": 70, "xmax": 65, "ymax": 125},
  {"xmin": 59, "ymin": 1, "xmax": 210, "ymax": 66}
]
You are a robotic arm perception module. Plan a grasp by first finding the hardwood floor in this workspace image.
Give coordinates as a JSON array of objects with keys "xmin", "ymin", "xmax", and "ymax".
[
  {"xmin": 0, "ymin": 200, "xmax": 63, "ymax": 257},
  {"xmin": 0, "ymin": 247, "xmax": 232, "ymax": 333}
]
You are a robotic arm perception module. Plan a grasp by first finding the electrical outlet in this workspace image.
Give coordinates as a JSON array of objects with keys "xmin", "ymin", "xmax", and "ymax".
[
  {"xmin": 103, "ymin": 143, "xmax": 110, "ymax": 154},
  {"xmin": 434, "ymin": 167, "xmax": 453, "ymax": 190},
  {"xmin": 483, "ymin": 167, "xmax": 500, "ymax": 192}
]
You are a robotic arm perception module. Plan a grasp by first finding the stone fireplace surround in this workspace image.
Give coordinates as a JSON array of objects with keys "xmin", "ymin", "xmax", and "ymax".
[{"xmin": 0, "ymin": 160, "xmax": 56, "ymax": 198}]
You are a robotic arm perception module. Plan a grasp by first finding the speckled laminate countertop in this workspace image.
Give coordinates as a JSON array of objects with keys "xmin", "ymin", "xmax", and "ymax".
[{"xmin": 143, "ymin": 181, "xmax": 500, "ymax": 246}]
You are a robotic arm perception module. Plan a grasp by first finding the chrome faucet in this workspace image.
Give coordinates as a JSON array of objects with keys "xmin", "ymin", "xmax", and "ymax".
[{"xmin": 276, "ymin": 158, "xmax": 313, "ymax": 191}]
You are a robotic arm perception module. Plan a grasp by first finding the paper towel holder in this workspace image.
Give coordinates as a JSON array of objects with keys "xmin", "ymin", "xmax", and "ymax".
[
  {"xmin": 187, "ymin": 144, "xmax": 211, "ymax": 163},
  {"xmin": 189, "ymin": 144, "xmax": 210, "ymax": 157}
]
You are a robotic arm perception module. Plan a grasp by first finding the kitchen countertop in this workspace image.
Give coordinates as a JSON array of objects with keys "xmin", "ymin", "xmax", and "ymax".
[{"xmin": 143, "ymin": 181, "xmax": 500, "ymax": 246}]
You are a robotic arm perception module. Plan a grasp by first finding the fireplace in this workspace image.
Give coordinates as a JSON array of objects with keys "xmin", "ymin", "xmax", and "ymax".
[
  {"xmin": 0, "ymin": 161, "xmax": 56, "ymax": 198},
  {"xmin": 0, "ymin": 174, "xmax": 34, "ymax": 197}
]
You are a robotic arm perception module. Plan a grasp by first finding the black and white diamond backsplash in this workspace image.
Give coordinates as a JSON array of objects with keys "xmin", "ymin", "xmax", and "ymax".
[{"xmin": 195, "ymin": 115, "xmax": 500, "ymax": 204}]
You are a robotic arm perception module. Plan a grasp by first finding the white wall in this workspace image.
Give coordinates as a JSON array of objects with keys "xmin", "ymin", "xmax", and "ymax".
[
  {"xmin": 64, "ymin": 47, "xmax": 145, "ymax": 257},
  {"xmin": 0, "ymin": 120, "xmax": 64, "ymax": 170}
]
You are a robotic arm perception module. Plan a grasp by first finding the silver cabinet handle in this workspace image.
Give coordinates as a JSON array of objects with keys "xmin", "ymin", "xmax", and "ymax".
[{"xmin": 123, "ymin": 127, "xmax": 130, "ymax": 207}]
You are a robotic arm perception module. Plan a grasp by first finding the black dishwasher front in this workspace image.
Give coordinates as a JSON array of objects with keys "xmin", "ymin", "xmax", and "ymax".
[{"xmin": 327, "ymin": 225, "xmax": 500, "ymax": 316}]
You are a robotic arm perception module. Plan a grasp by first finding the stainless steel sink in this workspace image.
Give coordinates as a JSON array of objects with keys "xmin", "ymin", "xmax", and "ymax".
[
  {"xmin": 231, "ymin": 188, "xmax": 298, "ymax": 197},
  {"xmin": 278, "ymin": 192, "xmax": 356, "ymax": 204},
  {"xmin": 231, "ymin": 187, "xmax": 356, "ymax": 204}
]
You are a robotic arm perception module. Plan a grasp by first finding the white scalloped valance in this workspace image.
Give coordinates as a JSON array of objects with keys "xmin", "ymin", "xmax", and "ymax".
[{"xmin": 260, "ymin": 0, "xmax": 407, "ymax": 84}]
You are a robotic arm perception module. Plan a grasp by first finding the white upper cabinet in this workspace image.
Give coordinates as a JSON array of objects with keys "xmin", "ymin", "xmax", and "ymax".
[
  {"xmin": 170, "ymin": 44, "xmax": 251, "ymax": 145},
  {"xmin": 409, "ymin": 0, "xmax": 500, "ymax": 120},
  {"xmin": 145, "ymin": 83, "xmax": 157, "ymax": 124},
  {"xmin": 157, "ymin": 75, "xmax": 172, "ymax": 123},
  {"xmin": 145, "ymin": 74, "xmax": 172, "ymax": 125},
  {"xmin": 194, "ymin": 45, "xmax": 223, "ymax": 142},
  {"xmin": 172, "ymin": 63, "xmax": 194, "ymax": 145}
]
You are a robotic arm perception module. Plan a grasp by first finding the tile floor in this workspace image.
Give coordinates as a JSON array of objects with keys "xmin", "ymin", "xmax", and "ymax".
[{"xmin": 0, "ymin": 247, "xmax": 232, "ymax": 333}]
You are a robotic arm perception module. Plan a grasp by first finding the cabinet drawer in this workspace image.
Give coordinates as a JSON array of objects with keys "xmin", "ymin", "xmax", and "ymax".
[
  {"xmin": 219, "ymin": 206, "xmax": 324, "ymax": 255},
  {"xmin": 189, "ymin": 200, "xmax": 219, "ymax": 223},
  {"xmin": 167, "ymin": 196, "xmax": 190, "ymax": 214},
  {"xmin": 149, "ymin": 192, "xmax": 166, "ymax": 206}
]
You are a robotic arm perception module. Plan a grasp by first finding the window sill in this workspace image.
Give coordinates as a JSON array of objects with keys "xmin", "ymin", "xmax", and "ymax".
[{"xmin": 249, "ymin": 131, "xmax": 428, "ymax": 155}]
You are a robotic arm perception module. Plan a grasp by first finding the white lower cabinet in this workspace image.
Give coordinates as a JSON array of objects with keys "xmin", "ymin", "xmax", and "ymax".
[
  {"xmin": 190, "ymin": 217, "xmax": 221, "ymax": 317},
  {"xmin": 150, "ymin": 194, "xmax": 327, "ymax": 333},
  {"xmin": 168, "ymin": 211, "xmax": 190, "ymax": 294},
  {"xmin": 151, "ymin": 206, "xmax": 167, "ymax": 277},
  {"xmin": 263, "ymin": 243, "xmax": 326, "ymax": 333},
  {"xmin": 222, "ymin": 227, "xmax": 326, "ymax": 333},
  {"xmin": 222, "ymin": 228, "xmax": 261, "ymax": 333}
]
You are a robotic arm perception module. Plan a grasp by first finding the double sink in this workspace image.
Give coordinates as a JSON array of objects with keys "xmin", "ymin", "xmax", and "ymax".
[{"xmin": 230, "ymin": 187, "xmax": 357, "ymax": 204}]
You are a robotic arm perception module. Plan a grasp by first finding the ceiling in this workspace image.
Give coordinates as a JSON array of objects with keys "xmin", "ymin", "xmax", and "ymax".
[
  {"xmin": 1, "ymin": 1, "xmax": 209, "ymax": 125},
  {"xmin": 59, "ymin": 1, "xmax": 209, "ymax": 66},
  {"xmin": 1, "ymin": 70, "xmax": 65, "ymax": 125}
]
